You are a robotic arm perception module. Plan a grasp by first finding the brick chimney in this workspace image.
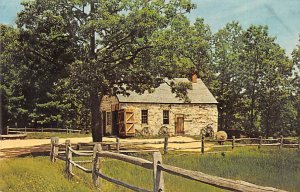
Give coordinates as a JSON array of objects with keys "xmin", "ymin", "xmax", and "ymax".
[{"xmin": 191, "ymin": 73, "xmax": 197, "ymax": 83}]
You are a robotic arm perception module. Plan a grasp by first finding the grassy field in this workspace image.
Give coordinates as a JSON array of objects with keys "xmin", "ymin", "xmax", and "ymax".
[
  {"xmin": 0, "ymin": 147, "xmax": 299, "ymax": 192},
  {"xmin": 25, "ymin": 132, "xmax": 91, "ymax": 139}
]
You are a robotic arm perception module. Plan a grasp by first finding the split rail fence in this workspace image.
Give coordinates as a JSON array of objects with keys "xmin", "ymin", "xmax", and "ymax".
[
  {"xmin": 69, "ymin": 135, "xmax": 300, "ymax": 155},
  {"xmin": 6, "ymin": 126, "xmax": 82, "ymax": 134},
  {"xmin": 50, "ymin": 137, "xmax": 288, "ymax": 192},
  {"xmin": 204, "ymin": 136, "xmax": 300, "ymax": 153}
]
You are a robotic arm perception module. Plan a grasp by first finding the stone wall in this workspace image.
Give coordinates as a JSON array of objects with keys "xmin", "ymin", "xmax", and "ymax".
[
  {"xmin": 100, "ymin": 96, "xmax": 218, "ymax": 136},
  {"xmin": 120, "ymin": 103, "xmax": 218, "ymax": 136},
  {"xmin": 100, "ymin": 96, "xmax": 119, "ymax": 134}
]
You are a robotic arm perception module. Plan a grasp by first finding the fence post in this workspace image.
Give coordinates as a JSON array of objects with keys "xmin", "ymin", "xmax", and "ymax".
[
  {"xmin": 6, "ymin": 126, "xmax": 9, "ymax": 135},
  {"xmin": 50, "ymin": 137, "xmax": 59, "ymax": 162},
  {"xmin": 164, "ymin": 136, "xmax": 168, "ymax": 154},
  {"xmin": 232, "ymin": 136, "xmax": 235, "ymax": 150},
  {"xmin": 201, "ymin": 135, "xmax": 205, "ymax": 154},
  {"xmin": 258, "ymin": 136, "xmax": 262, "ymax": 149},
  {"xmin": 25, "ymin": 126, "xmax": 27, "ymax": 133},
  {"xmin": 92, "ymin": 144, "xmax": 102, "ymax": 188},
  {"xmin": 76, "ymin": 144, "xmax": 81, "ymax": 150},
  {"xmin": 50, "ymin": 137, "xmax": 54, "ymax": 162},
  {"xmin": 279, "ymin": 135, "xmax": 284, "ymax": 149},
  {"xmin": 116, "ymin": 137, "xmax": 120, "ymax": 153},
  {"xmin": 298, "ymin": 137, "xmax": 300, "ymax": 150},
  {"xmin": 65, "ymin": 140, "xmax": 72, "ymax": 179},
  {"xmin": 153, "ymin": 151, "xmax": 164, "ymax": 192},
  {"xmin": 42, "ymin": 127, "xmax": 44, "ymax": 133}
]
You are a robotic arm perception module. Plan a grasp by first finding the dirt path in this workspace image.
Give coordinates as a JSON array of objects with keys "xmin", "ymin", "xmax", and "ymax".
[
  {"xmin": 0, "ymin": 136, "xmax": 212, "ymax": 158},
  {"xmin": 0, "ymin": 137, "xmax": 93, "ymax": 158}
]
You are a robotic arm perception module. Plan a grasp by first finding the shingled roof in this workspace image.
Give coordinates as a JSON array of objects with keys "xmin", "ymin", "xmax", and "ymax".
[{"xmin": 117, "ymin": 78, "xmax": 218, "ymax": 104}]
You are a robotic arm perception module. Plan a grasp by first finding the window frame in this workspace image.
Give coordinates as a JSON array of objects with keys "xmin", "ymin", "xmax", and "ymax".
[
  {"xmin": 141, "ymin": 110, "xmax": 148, "ymax": 124},
  {"xmin": 163, "ymin": 110, "xmax": 169, "ymax": 124}
]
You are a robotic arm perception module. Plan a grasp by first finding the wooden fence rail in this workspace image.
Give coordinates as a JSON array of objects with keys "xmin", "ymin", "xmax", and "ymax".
[
  {"xmin": 6, "ymin": 126, "xmax": 82, "ymax": 134},
  {"xmin": 63, "ymin": 135, "xmax": 300, "ymax": 156},
  {"xmin": 158, "ymin": 164, "xmax": 284, "ymax": 192},
  {"xmin": 162, "ymin": 135, "xmax": 300, "ymax": 154},
  {"xmin": 50, "ymin": 137, "xmax": 288, "ymax": 192}
]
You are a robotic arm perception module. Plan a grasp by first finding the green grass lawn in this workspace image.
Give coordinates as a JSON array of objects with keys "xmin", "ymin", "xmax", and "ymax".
[
  {"xmin": 25, "ymin": 132, "xmax": 91, "ymax": 139},
  {"xmin": 0, "ymin": 147, "xmax": 299, "ymax": 192}
]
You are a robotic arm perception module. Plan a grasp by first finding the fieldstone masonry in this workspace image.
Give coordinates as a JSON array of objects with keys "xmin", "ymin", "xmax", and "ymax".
[
  {"xmin": 101, "ymin": 96, "xmax": 218, "ymax": 136},
  {"xmin": 121, "ymin": 103, "xmax": 218, "ymax": 135},
  {"xmin": 100, "ymin": 96, "xmax": 119, "ymax": 134}
]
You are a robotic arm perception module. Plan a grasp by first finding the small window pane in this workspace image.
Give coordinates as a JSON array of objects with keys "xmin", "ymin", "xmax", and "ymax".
[
  {"xmin": 163, "ymin": 110, "xmax": 169, "ymax": 124},
  {"xmin": 141, "ymin": 110, "xmax": 148, "ymax": 124}
]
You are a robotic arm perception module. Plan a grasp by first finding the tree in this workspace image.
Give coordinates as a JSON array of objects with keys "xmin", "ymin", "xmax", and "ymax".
[
  {"xmin": 0, "ymin": 24, "xmax": 26, "ymax": 130},
  {"xmin": 0, "ymin": 23, "xmax": 72, "ymax": 130},
  {"xmin": 241, "ymin": 25, "xmax": 293, "ymax": 136},
  {"xmin": 17, "ymin": 0, "xmax": 195, "ymax": 141},
  {"xmin": 212, "ymin": 22, "xmax": 244, "ymax": 130},
  {"xmin": 291, "ymin": 36, "xmax": 300, "ymax": 136},
  {"xmin": 156, "ymin": 15, "xmax": 213, "ymax": 84}
]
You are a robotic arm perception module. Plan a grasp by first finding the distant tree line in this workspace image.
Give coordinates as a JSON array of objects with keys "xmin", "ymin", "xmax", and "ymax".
[{"xmin": 0, "ymin": 0, "xmax": 299, "ymax": 140}]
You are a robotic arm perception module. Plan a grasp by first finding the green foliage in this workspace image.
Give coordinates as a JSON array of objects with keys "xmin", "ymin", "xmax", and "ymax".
[
  {"xmin": 15, "ymin": 0, "xmax": 197, "ymax": 141},
  {"xmin": 212, "ymin": 22, "xmax": 245, "ymax": 130},
  {"xmin": 291, "ymin": 36, "xmax": 300, "ymax": 135},
  {"xmin": 0, "ymin": 24, "xmax": 28, "ymax": 128},
  {"xmin": 1, "ymin": 0, "xmax": 299, "ymax": 138},
  {"xmin": 241, "ymin": 25, "xmax": 293, "ymax": 136},
  {"xmin": 0, "ymin": 23, "xmax": 73, "ymax": 129},
  {"xmin": 170, "ymin": 81, "xmax": 193, "ymax": 102},
  {"xmin": 153, "ymin": 15, "xmax": 213, "ymax": 84},
  {"xmin": 211, "ymin": 23, "xmax": 297, "ymax": 137}
]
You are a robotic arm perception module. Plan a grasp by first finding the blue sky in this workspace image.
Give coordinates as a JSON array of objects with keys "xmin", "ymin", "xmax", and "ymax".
[{"xmin": 0, "ymin": 0, "xmax": 299, "ymax": 54}]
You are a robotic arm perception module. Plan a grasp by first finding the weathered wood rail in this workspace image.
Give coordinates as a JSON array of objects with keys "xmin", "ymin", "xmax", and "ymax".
[
  {"xmin": 67, "ymin": 135, "xmax": 300, "ymax": 155},
  {"xmin": 164, "ymin": 135, "xmax": 300, "ymax": 154},
  {"xmin": 0, "ymin": 133, "xmax": 27, "ymax": 140},
  {"xmin": 6, "ymin": 126, "xmax": 82, "ymax": 134},
  {"xmin": 50, "ymin": 137, "xmax": 287, "ymax": 192}
]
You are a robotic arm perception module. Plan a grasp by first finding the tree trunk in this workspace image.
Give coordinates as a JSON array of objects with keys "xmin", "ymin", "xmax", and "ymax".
[
  {"xmin": 218, "ymin": 106, "xmax": 224, "ymax": 131},
  {"xmin": 265, "ymin": 107, "xmax": 271, "ymax": 138},
  {"xmin": 90, "ymin": 90, "xmax": 103, "ymax": 142},
  {"xmin": 88, "ymin": 1, "xmax": 101, "ymax": 142}
]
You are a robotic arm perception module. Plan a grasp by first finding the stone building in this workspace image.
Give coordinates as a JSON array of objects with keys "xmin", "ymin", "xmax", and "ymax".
[{"xmin": 100, "ymin": 75, "xmax": 218, "ymax": 136}]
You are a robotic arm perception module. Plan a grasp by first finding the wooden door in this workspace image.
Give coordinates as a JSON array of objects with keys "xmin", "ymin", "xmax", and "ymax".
[
  {"xmin": 176, "ymin": 116, "xmax": 184, "ymax": 134},
  {"xmin": 118, "ymin": 109, "xmax": 135, "ymax": 137}
]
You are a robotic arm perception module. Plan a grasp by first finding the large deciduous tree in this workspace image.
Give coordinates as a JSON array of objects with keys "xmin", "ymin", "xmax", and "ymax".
[
  {"xmin": 157, "ymin": 15, "xmax": 213, "ymax": 84},
  {"xmin": 241, "ymin": 25, "xmax": 293, "ymax": 136},
  {"xmin": 17, "ymin": 0, "xmax": 195, "ymax": 141},
  {"xmin": 212, "ymin": 22, "xmax": 244, "ymax": 130},
  {"xmin": 291, "ymin": 36, "xmax": 300, "ymax": 136}
]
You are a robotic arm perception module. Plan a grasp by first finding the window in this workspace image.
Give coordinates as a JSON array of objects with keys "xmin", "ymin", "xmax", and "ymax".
[
  {"xmin": 163, "ymin": 110, "xmax": 169, "ymax": 124},
  {"xmin": 107, "ymin": 112, "xmax": 111, "ymax": 125},
  {"xmin": 141, "ymin": 110, "xmax": 148, "ymax": 124}
]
